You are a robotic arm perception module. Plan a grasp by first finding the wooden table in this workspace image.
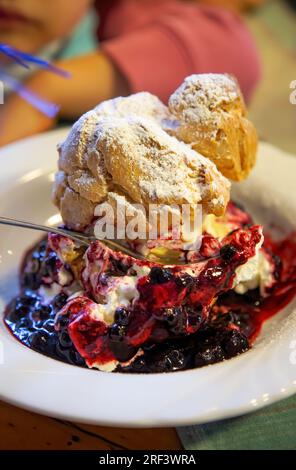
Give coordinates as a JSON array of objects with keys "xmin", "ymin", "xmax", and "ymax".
[{"xmin": 0, "ymin": 401, "xmax": 182, "ymax": 450}]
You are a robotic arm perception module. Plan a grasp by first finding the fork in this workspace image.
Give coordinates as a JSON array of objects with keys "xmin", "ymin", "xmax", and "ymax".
[{"xmin": 0, "ymin": 215, "xmax": 186, "ymax": 265}]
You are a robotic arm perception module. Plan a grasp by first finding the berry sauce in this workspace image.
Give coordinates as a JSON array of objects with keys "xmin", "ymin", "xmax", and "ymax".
[{"xmin": 3, "ymin": 211, "xmax": 296, "ymax": 373}]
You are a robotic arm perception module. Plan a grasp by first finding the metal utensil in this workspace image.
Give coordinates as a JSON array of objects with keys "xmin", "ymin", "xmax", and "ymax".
[{"xmin": 0, "ymin": 216, "xmax": 188, "ymax": 265}]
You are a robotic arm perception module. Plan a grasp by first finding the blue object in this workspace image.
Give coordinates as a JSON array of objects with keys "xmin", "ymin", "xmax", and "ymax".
[
  {"xmin": 0, "ymin": 44, "xmax": 70, "ymax": 76},
  {"xmin": 0, "ymin": 44, "xmax": 70, "ymax": 117}
]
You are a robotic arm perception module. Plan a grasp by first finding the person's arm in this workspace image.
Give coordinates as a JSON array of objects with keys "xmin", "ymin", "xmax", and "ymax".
[
  {"xmin": 198, "ymin": 0, "xmax": 266, "ymax": 12},
  {"xmin": 0, "ymin": 1, "xmax": 261, "ymax": 147},
  {"xmin": 0, "ymin": 52, "xmax": 129, "ymax": 146}
]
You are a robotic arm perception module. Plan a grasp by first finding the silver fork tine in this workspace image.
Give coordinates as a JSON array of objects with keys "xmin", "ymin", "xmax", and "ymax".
[{"xmin": 0, "ymin": 216, "xmax": 149, "ymax": 261}]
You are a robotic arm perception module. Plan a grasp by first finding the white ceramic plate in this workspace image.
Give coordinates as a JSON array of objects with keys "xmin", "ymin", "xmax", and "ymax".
[{"xmin": 0, "ymin": 129, "xmax": 296, "ymax": 428}]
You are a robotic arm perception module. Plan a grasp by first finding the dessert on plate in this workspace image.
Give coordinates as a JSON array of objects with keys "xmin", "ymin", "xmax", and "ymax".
[{"xmin": 4, "ymin": 74, "xmax": 296, "ymax": 373}]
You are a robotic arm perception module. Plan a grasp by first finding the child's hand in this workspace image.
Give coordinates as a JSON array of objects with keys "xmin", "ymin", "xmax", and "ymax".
[
  {"xmin": 0, "ymin": 52, "xmax": 129, "ymax": 146},
  {"xmin": 0, "ymin": 91, "xmax": 56, "ymax": 147}
]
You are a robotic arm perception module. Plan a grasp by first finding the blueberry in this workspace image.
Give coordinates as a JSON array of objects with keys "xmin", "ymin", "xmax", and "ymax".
[
  {"xmin": 21, "ymin": 272, "xmax": 42, "ymax": 291},
  {"xmin": 68, "ymin": 349, "xmax": 86, "ymax": 367},
  {"xmin": 149, "ymin": 267, "xmax": 173, "ymax": 284},
  {"xmin": 36, "ymin": 305, "xmax": 53, "ymax": 320},
  {"xmin": 19, "ymin": 292, "xmax": 40, "ymax": 306},
  {"xmin": 110, "ymin": 341, "xmax": 137, "ymax": 362},
  {"xmin": 226, "ymin": 312, "xmax": 251, "ymax": 332},
  {"xmin": 15, "ymin": 303, "xmax": 31, "ymax": 317},
  {"xmin": 6, "ymin": 303, "xmax": 30, "ymax": 324},
  {"xmin": 222, "ymin": 330, "xmax": 249, "ymax": 357},
  {"xmin": 43, "ymin": 319, "xmax": 55, "ymax": 333},
  {"xmin": 29, "ymin": 257, "xmax": 41, "ymax": 273},
  {"xmin": 108, "ymin": 323, "xmax": 137, "ymax": 361},
  {"xmin": 119, "ymin": 356, "xmax": 148, "ymax": 373},
  {"xmin": 109, "ymin": 258, "xmax": 129, "ymax": 276},
  {"xmin": 16, "ymin": 317, "xmax": 33, "ymax": 330},
  {"xmin": 187, "ymin": 313, "xmax": 202, "ymax": 328},
  {"xmin": 120, "ymin": 339, "xmax": 195, "ymax": 373},
  {"xmin": 58, "ymin": 330, "xmax": 73, "ymax": 349},
  {"xmin": 16, "ymin": 328, "xmax": 31, "ymax": 343},
  {"xmin": 29, "ymin": 330, "xmax": 51, "ymax": 352},
  {"xmin": 220, "ymin": 245, "xmax": 238, "ymax": 262},
  {"xmin": 55, "ymin": 342, "xmax": 81, "ymax": 365},
  {"xmin": 52, "ymin": 293, "xmax": 68, "ymax": 311},
  {"xmin": 241, "ymin": 288, "xmax": 261, "ymax": 305},
  {"xmin": 55, "ymin": 314, "xmax": 69, "ymax": 331},
  {"xmin": 170, "ymin": 315, "xmax": 186, "ymax": 335},
  {"xmin": 41, "ymin": 252, "xmax": 59, "ymax": 278},
  {"xmin": 20, "ymin": 240, "xmax": 47, "ymax": 290},
  {"xmin": 33, "ymin": 320, "xmax": 45, "ymax": 329},
  {"xmin": 108, "ymin": 324, "xmax": 125, "ymax": 341},
  {"xmin": 175, "ymin": 274, "xmax": 193, "ymax": 289},
  {"xmin": 149, "ymin": 347, "xmax": 188, "ymax": 372},
  {"xmin": 114, "ymin": 307, "xmax": 130, "ymax": 326},
  {"xmin": 166, "ymin": 307, "xmax": 181, "ymax": 322},
  {"xmin": 194, "ymin": 345, "xmax": 225, "ymax": 367},
  {"xmin": 163, "ymin": 349, "xmax": 187, "ymax": 370},
  {"xmin": 154, "ymin": 307, "xmax": 187, "ymax": 335},
  {"xmin": 154, "ymin": 307, "xmax": 181, "ymax": 324}
]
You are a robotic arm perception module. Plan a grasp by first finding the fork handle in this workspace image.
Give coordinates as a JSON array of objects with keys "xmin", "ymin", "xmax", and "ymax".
[{"xmin": 0, "ymin": 216, "xmax": 89, "ymax": 246}]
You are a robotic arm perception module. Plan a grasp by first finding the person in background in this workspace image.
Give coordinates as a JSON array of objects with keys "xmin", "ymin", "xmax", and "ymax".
[{"xmin": 0, "ymin": 0, "xmax": 264, "ymax": 146}]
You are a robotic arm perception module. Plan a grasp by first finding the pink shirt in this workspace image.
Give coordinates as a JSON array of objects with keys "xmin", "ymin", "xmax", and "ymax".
[{"xmin": 96, "ymin": 0, "xmax": 260, "ymax": 102}]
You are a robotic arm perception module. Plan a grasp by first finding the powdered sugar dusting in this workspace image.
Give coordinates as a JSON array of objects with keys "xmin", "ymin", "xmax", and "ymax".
[
  {"xmin": 169, "ymin": 74, "xmax": 240, "ymax": 126},
  {"xmin": 53, "ymin": 75, "xmax": 237, "ymax": 229},
  {"xmin": 94, "ymin": 92, "xmax": 170, "ymax": 124},
  {"xmin": 96, "ymin": 114, "xmax": 229, "ymax": 213}
]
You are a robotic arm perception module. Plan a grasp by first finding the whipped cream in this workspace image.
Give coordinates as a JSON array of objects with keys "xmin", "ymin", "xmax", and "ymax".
[
  {"xmin": 233, "ymin": 231, "xmax": 274, "ymax": 296},
  {"xmin": 90, "ymin": 264, "xmax": 151, "ymax": 326}
]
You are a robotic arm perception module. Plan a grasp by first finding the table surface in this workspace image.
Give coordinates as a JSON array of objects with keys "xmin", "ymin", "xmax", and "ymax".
[{"xmin": 0, "ymin": 401, "xmax": 182, "ymax": 450}]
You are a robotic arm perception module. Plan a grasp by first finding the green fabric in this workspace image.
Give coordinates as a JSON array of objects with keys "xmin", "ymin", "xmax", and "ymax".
[
  {"xmin": 178, "ymin": 394, "xmax": 296, "ymax": 450},
  {"xmin": 58, "ymin": 11, "xmax": 98, "ymax": 60}
]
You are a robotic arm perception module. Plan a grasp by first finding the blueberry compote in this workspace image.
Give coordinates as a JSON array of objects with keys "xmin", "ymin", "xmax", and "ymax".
[
  {"xmin": 4, "ymin": 239, "xmax": 86, "ymax": 367},
  {"xmin": 3, "ymin": 213, "xmax": 296, "ymax": 374}
]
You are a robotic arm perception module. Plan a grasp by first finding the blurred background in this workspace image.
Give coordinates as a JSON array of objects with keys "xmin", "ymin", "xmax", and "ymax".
[
  {"xmin": 0, "ymin": 0, "xmax": 295, "ymax": 452},
  {"xmin": 247, "ymin": 0, "xmax": 296, "ymax": 153},
  {"xmin": 0, "ymin": 0, "xmax": 295, "ymax": 153}
]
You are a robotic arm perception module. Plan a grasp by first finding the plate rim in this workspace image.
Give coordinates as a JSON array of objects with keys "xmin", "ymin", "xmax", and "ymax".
[{"xmin": 0, "ymin": 129, "xmax": 296, "ymax": 427}]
